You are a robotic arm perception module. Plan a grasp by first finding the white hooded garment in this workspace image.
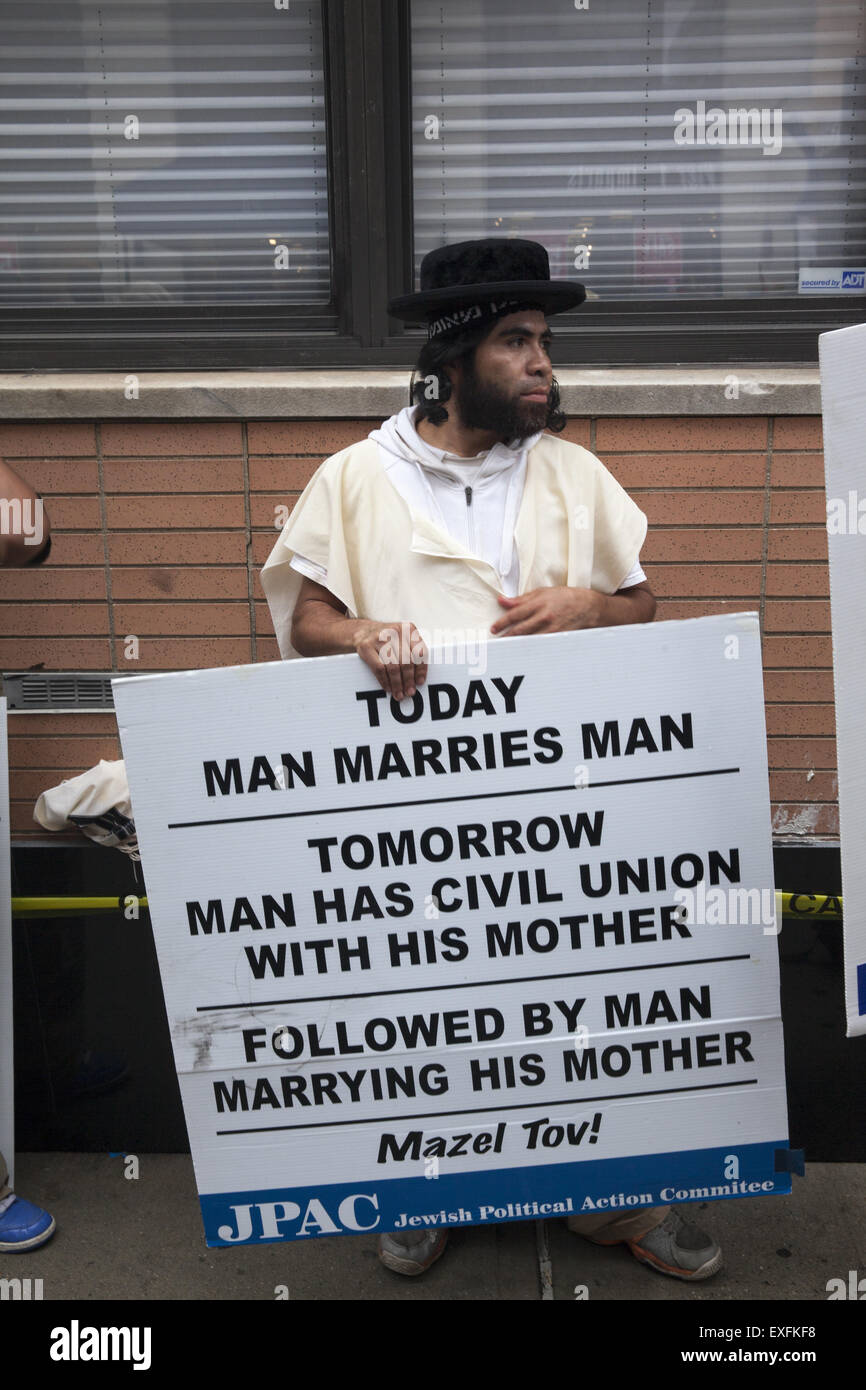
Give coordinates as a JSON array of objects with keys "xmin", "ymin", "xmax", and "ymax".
[{"xmin": 260, "ymin": 408, "xmax": 648, "ymax": 660}]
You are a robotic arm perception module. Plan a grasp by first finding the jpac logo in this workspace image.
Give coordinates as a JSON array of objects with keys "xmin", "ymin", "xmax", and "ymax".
[
  {"xmin": 826, "ymin": 1269, "xmax": 866, "ymax": 1299},
  {"xmin": 841, "ymin": 270, "xmax": 865, "ymax": 290},
  {"xmin": 217, "ymin": 1192, "xmax": 380, "ymax": 1242}
]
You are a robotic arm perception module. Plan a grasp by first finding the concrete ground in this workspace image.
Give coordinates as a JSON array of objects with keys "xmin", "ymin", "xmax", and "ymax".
[{"xmin": 3, "ymin": 1153, "xmax": 864, "ymax": 1302}]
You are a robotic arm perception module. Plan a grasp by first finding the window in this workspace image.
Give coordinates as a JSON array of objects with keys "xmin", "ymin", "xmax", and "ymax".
[
  {"xmin": 0, "ymin": 0, "xmax": 863, "ymax": 367},
  {"xmin": 3, "ymin": 0, "xmax": 330, "ymax": 309},
  {"xmin": 411, "ymin": 0, "xmax": 865, "ymax": 301},
  {"xmin": 0, "ymin": 0, "xmax": 390, "ymax": 367},
  {"xmin": 408, "ymin": 0, "xmax": 866, "ymax": 360}
]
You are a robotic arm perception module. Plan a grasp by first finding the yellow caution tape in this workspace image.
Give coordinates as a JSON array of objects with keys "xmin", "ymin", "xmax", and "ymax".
[
  {"xmin": 11, "ymin": 895, "xmax": 148, "ymax": 918},
  {"xmin": 9, "ymin": 893, "xmax": 843, "ymax": 920},
  {"xmin": 779, "ymin": 891, "xmax": 842, "ymax": 921}
]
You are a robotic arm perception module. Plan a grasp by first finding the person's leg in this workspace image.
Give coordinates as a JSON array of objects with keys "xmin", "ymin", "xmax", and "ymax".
[
  {"xmin": 567, "ymin": 1204, "xmax": 722, "ymax": 1281},
  {"xmin": 378, "ymin": 1228, "xmax": 447, "ymax": 1276},
  {"xmin": 0, "ymin": 1146, "xmax": 56, "ymax": 1252},
  {"xmin": 567, "ymin": 1204, "xmax": 670, "ymax": 1242}
]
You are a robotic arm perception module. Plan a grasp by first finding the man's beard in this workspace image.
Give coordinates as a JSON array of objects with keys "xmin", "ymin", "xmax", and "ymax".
[{"xmin": 457, "ymin": 356, "xmax": 550, "ymax": 440}]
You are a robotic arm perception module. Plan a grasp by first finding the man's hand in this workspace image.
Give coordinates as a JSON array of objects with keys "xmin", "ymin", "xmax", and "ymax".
[
  {"xmin": 291, "ymin": 579, "xmax": 428, "ymax": 699},
  {"xmin": 491, "ymin": 582, "xmax": 655, "ymax": 636},
  {"xmin": 491, "ymin": 586, "xmax": 600, "ymax": 636},
  {"xmin": 353, "ymin": 620, "xmax": 428, "ymax": 701}
]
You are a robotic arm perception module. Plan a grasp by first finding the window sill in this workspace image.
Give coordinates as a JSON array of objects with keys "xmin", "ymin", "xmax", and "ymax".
[{"xmin": 0, "ymin": 367, "xmax": 821, "ymax": 418}]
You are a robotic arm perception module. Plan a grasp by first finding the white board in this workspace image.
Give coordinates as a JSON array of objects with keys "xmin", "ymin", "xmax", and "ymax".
[
  {"xmin": 114, "ymin": 614, "xmax": 792, "ymax": 1246},
  {"xmin": 819, "ymin": 319, "xmax": 866, "ymax": 1036}
]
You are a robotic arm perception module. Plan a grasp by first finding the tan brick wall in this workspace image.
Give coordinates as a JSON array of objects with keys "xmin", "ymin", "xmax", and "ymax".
[{"xmin": 2, "ymin": 415, "xmax": 835, "ymax": 842}]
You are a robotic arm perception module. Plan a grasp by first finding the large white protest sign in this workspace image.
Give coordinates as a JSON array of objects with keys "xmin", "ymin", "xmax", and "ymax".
[
  {"xmin": 0, "ymin": 698, "xmax": 14, "ymax": 1187},
  {"xmin": 820, "ymin": 320, "xmax": 866, "ymax": 1037},
  {"xmin": 114, "ymin": 614, "xmax": 793, "ymax": 1247}
]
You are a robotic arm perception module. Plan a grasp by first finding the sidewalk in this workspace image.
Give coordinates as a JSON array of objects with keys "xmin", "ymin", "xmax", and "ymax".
[{"xmin": 4, "ymin": 1153, "xmax": 864, "ymax": 1300}]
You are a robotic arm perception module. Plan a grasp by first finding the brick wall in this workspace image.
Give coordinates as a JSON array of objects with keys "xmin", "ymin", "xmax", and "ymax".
[{"xmin": 2, "ymin": 414, "xmax": 834, "ymax": 842}]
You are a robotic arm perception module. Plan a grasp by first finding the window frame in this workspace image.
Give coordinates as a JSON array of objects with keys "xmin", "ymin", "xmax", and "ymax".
[
  {"xmin": 0, "ymin": 0, "xmax": 407, "ymax": 370},
  {"xmin": 0, "ymin": 0, "xmax": 861, "ymax": 369}
]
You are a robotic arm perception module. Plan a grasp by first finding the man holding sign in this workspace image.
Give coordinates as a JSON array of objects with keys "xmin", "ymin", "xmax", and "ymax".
[{"xmin": 261, "ymin": 239, "xmax": 723, "ymax": 1281}]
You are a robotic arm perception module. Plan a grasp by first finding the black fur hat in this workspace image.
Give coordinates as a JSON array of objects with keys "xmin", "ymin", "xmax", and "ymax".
[{"xmin": 388, "ymin": 238, "xmax": 585, "ymax": 336}]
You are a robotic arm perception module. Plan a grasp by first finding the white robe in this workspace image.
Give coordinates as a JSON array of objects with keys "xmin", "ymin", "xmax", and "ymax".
[{"xmin": 261, "ymin": 428, "xmax": 648, "ymax": 660}]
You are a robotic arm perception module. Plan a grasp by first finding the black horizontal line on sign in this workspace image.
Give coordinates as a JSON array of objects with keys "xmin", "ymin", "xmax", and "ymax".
[
  {"xmin": 196, "ymin": 954, "xmax": 751, "ymax": 1012},
  {"xmin": 168, "ymin": 766, "xmax": 741, "ymax": 829},
  {"xmin": 214, "ymin": 1078, "xmax": 759, "ymax": 1136}
]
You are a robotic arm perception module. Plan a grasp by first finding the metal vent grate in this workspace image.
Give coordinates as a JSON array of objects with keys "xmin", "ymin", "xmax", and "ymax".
[{"xmin": 3, "ymin": 672, "xmax": 123, "ymax": 712}]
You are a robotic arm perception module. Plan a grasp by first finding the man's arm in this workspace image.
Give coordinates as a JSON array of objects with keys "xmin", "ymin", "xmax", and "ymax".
[
  {"xmin": 291, "ymin": 576, "xmax": 372, "ymax": 657},
  {"xmin": 594, "ymin": 579, "xmax": 657, "ymax": 627},
  {"xmin": 491, "ymin": 579, "xmax": 656, "ymax": 636},
  {"xmin": 291, "ymin": 575, "xmax": 428, "ymax": 700}
]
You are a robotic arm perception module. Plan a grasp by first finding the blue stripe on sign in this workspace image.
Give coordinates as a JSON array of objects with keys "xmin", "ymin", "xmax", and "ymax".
[
  {"xmin": 858, "ymin": 963, "xmax": 866, "ymax": 1015},
  {"xmin": 198, "ymin": 1140, "xmax": 792, "ymax": 1246}
]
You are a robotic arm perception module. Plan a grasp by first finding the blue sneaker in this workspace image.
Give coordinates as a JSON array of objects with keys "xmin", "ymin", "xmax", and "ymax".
[{"xmin": 0, "ymin": 1194, "xmax": 56, "ymax": 1252}]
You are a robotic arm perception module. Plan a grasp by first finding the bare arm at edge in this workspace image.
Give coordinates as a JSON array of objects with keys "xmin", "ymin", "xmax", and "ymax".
[{"xmin": 0, "ymin": 460, "xmax": 51, "ymax": 566}]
